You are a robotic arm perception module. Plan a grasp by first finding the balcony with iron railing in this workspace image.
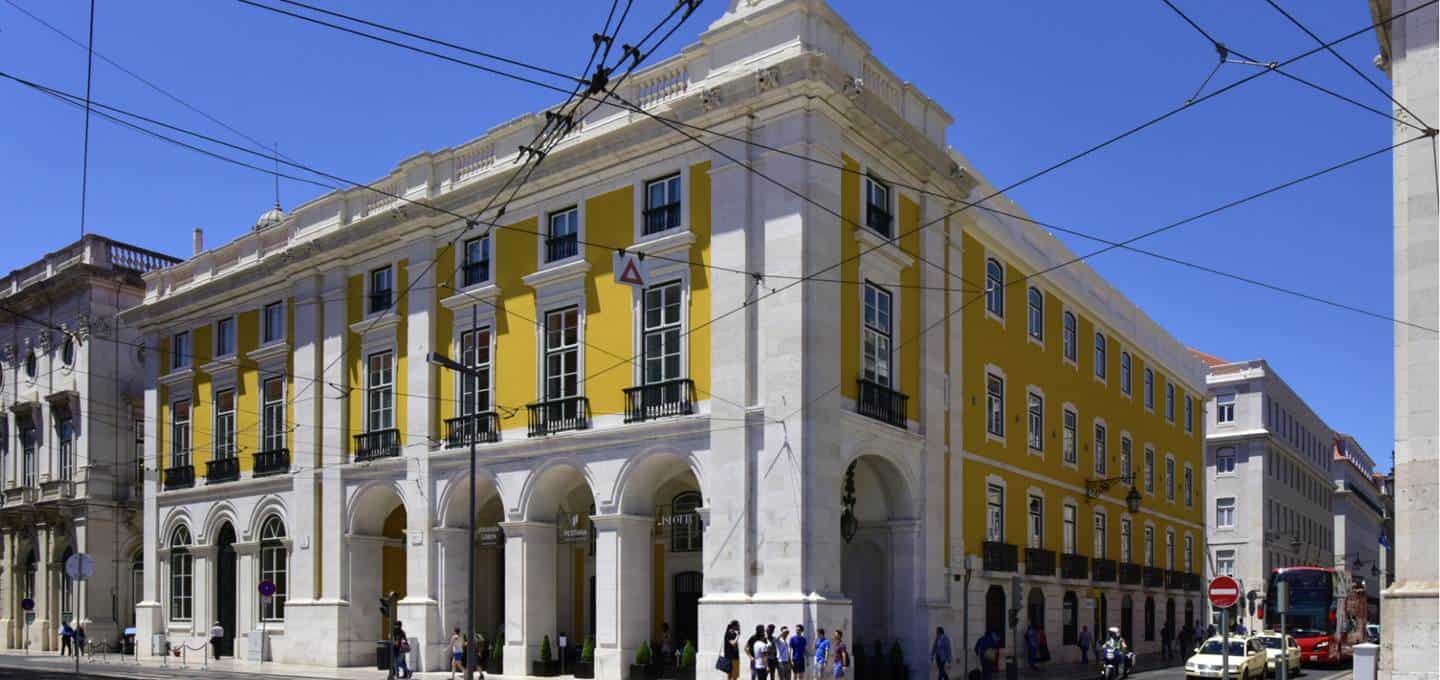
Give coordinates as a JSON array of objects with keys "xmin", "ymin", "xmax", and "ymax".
[
  {"xmin": 1092, "ymin": 558, "xmax": 1118, "ymax": 583},
  {"xmin": 1060, "ymin": 553, "xmax": 1090, "ymax": 580},
  {"xmin": 642, "ymin": 202, "xmax": 682, "ymax": 235},
  {"xmin": 163, "ymin": 465, "xmax": 195, "ymax": 490},
  {"xmin": 623, "ymin": 379, "xmax": 696, "ymax": 423},
  {"xmin": 545, "ymin": 233, "xmax": 579, "ymax": 262},
  {"xmin": 354, "ymin": 429, "xmax": 402, "ymax": 462},
  {"xmin": 982, "ymin": 541, "xmax": 1018, "ymax": 573},
  {"xmin": 1185, "ymin": 573, "xmax": 1202, "ymax": 591},
  {"xmin": 527, "ymin": 396, "xmax": 591, "ymax": 437},
  {"xmin": 1166, "ymin": 570, "xmax": 1186, "ymax": 590},
  {"xmin": 1119, "ymin": 562, "xmax": 1142, "ymax": 585},
  {"xmin": 1143, "ymin": 566, "xmax": 1165, "ymax": 588},
  {"xmin": 445, "ymin": 413, "xmax": 501, "ymax": 447},
  {"xmin": 856, "ymin": 378, "xmax": 908, "ymax": 429},
  {"xmin": 1025, "ymin": 548, "xmax": 1056, "ymax": 576},
  {"xmin": 205, "ymin": 457, "xmax": 240, "ymax": 484},
  {"xmin": 253, "ymin": 449, "xmax": 291, "ymax": 477}
]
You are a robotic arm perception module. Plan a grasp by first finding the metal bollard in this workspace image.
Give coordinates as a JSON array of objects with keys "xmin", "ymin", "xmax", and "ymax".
[{"xmin": 1354, "ymin": 643, "xmax": 1379, "ymax": 680}]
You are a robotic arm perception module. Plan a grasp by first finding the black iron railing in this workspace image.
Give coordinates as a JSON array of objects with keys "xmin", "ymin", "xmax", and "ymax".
[
  {"xmin": 1025, "ymin": 548, "xmax": 1056, "ymax": 576},
  {"xmin": 527, "ymin": 396, "xmax": 591, "ymax": 437},
  {"xmin": 163, "ymin": 465, "xmax": 194, "ymax": 490},
  {"xmin": 354, "ymin": 429, "xmax": 401, "ymax": 461},
  {"xmin": 1143, "ymin": 566, "xmax": 1165, "ymax": 588},
  {"xmin": 1092, "ymin": 558, "xmax": 1118, "ymax": 582},
  {"xmin": 982, "ymin": 541, "xmax": 1018, "ymax": 573},
  {"xmin": 1166, "ymin": 570, "xmax": 1186, "ymax": 590},
  {"xmin": 545, "ymin": 233, "xmax": 579, "ymax": 262},
  {"xmin": 1060, "ymin": 553, "xmax": 1090, "ymax": 580},
  {"xmin": 1184, "ymin": 573, "xmax": 1202, "ymax": 591},
  {"xmin": 642, "ymin": 202, "xmax": 682, "ymax": 235},
  {"xmin": 369, "ymin": 290, "xmax": 393, "ymax": 313},
  {"xmin": 205, "ymin": 457, "xmax": 240, "ymax": 484},
  {"xmin": 253, "ymin": 449, "xmax": 291, "ymax": 477},
  {"xmin": 856, "ymin": 378, "xmax": 908, "ymax": 428},
  {"xmin": 1119, "ymin": 562, "xmax": 1142, "ymax": 585},
  {"xmin": 445, "ymin": 413, "xmax": 501, "ymax": 447},
  {"xmin": 866, "ymin": 204, "xmax": 893, "ymax": 237},
  {"xmin": 461, "ymin": 260, "xmax": 490, "ymax": 287},
  {"xmin": 623, "ymin": 379, "xmax": 697, "ymax": 423}
]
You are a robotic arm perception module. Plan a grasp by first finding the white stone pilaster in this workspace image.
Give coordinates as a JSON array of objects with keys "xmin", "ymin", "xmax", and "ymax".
[
  {"xmin": 501, "ymin": 521, "xmax": 556, "ymax": 677},
  {"xmin": 592, "ymin": 514, "xmax": 653, "ymax": 680}
]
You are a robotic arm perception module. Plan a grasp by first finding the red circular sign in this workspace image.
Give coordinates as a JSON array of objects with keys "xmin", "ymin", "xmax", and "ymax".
[{"xmin": 1208, "ymin": 576, "xmax": 1241, "ymax": 609}]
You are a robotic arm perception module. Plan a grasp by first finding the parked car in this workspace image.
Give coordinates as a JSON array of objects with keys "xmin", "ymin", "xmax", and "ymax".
[
  {"xmin": 1185, "ymin": 636, "xmax": 1268, "ymax": 680},
  {"xmin": 1253, "ymin": 632, "xmax": 1301, "ymax": 677}
]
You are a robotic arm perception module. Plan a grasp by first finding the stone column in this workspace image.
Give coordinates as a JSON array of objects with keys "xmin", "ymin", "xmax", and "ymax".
[
  {"xmin": 398, "ymin": 472, "xmax": 441, "ymax": 673},
  {"xmin": 30, "ymin": 524, "xmax": 52, "ymax": 651},
  {"xmin": 0, "ymin": 529, "xmax": 14, "ymax": 649},
  {"xmin": 190, "ymin": 544, "xmax": 216, "ymax": 641},
  {"xmin": 432, "ymin": 527, "xmax": 468, "ymax": 649},
  {"xmin": 592, "ymin": 514, "xmax": 653, "ymax": 680},
  {"xmin": 500, "ymin": 521, "xmax": 556, "ymax": 677},
  {"xmin": 136, "ymin": 333, "xmax": 163, "ymax": 656},
  {"xmin": 233, "ymin": 540, "xmax": 259, "ymax": 658}
]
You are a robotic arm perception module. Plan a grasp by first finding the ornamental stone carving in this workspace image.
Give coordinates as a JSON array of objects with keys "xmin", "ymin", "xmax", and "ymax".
[
  {"xmin": 702, "ymin": 87, "xmax": 723, "ymax": 111},
  {"xmin": 843, "ymin": 76, "xmax": 864, "ymax": 99},
  {"xmin": 755, "ymin": 66, "xmax": 781, "ymax": 93}
]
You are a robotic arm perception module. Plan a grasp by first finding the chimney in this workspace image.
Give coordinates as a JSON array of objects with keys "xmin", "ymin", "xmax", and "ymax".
[{"xmin": 193, "ymin": 228, "xmax": 204, "ymax": 256}]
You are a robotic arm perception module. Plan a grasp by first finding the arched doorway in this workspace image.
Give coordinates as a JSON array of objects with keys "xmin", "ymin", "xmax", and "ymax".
[
  {"xmin": 615, "ymin": 452, "xmax": 705, "ymax": 657},
  {"xmin": 1144, "ymin": 597, "xmax": 1155, "ymax": 642},
  {"xmin": 523, "ymin": 464, "xmax": 597, "ymax": 666},
  {"xmin": 1165, "ymin": 598, "xmax": 1176, "ymax": 639},
  {"xmin": 215, "ymin": 523, "xmax": 238, "ymax": 657},
  {"xmin": 1062, "ymin": 592, "xmax": 1078, "ymax": 645},
  {"xmin": 1027, "ymin": 588, "xmax": 1045, "ymax": 637},
  {"xmin": 1095, "ymin": 594, "xmax": 1108, "ymax": 636},
  {"xmin": 986, "ymin": 586, "xmax": 1006, "ymax": 648},
  {"xmin": 1120, "ymin": 595, "xmax": 1133, "ymax": 647},
  {"xmin": 839, "ymin": 455, "xmax": 916, "ymax": 654},
  {"xmin": 441, "ymin": 475, "xmax": 506, "ymax": 643},
  {"xmin": 349, "ymin": 484, "xmax": 408, "ymax": 648}
]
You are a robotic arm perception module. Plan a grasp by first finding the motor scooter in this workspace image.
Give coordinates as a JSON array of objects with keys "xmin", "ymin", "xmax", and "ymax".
[{"xmin": 1099, "ymin": 646, "xmax": 1131, "ymax": 680}]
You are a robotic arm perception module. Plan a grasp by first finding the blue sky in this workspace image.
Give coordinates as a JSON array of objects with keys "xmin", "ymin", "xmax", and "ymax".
[{"xmin": 0, "ymin": 0, "xmax": 1405, "ymax": 469}]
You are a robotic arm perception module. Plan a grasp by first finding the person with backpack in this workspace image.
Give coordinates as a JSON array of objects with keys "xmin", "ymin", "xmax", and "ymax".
[
  {"xmin": 973, "ymin": 630, "xmax": 1000, "ymax": 680},
  {"xmin": 829, "ymin": 630, "xmax": 848, "ymax": 679}
]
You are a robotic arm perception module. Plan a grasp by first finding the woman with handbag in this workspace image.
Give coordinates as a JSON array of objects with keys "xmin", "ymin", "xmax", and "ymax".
[{"xmin": 717, "ymin": 620, "xmax": 741, "ymax": 680}]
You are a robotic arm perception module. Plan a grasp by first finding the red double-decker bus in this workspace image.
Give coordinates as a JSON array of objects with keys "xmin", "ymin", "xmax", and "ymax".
[{"xmin": 1260, "ymin": 566, "xmax": 1366, "ymax": 665}]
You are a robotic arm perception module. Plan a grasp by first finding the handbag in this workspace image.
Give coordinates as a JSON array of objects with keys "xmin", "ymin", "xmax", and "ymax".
[{"xmin": 715, "ymin": 655, "xmax": 733, "ymax": 673}]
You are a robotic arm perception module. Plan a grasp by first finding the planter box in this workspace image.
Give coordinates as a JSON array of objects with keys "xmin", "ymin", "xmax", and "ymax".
[
  {"xmin": 532, "ymin": 660, "xmax": 561, "ymax": 677},
  {"xmin": 675, "ymin": 665, "xmax": 696, "ymax": 680},
  {"xmin": 574, "ymin": 661, "xmax": 595, "ymax": 678},
  {"xmin": 630, "ymin": 663, "xmax": 657, "ymax": 680}
]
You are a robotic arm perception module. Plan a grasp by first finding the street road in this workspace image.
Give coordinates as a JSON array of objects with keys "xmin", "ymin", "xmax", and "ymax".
[{"xmin": 1122, "ymin": 667, "xmax": 1352, "ymax": 680}]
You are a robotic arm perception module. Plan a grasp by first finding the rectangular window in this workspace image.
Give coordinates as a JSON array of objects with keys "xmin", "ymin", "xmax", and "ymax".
[
  {"xmin": 462, "ymin": 235, "xmax": 491, "ymax": 287},
  {"xmin": 171, "ymin": 400, "xmax": 191, "ymax": 467},
  {"xmin": 1165, "ymin": 530, "xmax": 1175, "ymax": 569},
  {"xmin": 1143, "ymin": 526, "xmax": 1154, "ymax": 566},
  {"xmin": 1144, "ymin": 447, "xmax": 1155, "ymax": 493},
  {"xmin": 369, "ymin": 266, "xmax": 393, "ymax": 313},
  {"xmin": 1094, "ymin": 333, "xmax": 1107, "ymax": 380},
  {"xmin": 1094, "ymin": 423, "xmax": 1107, "ymax": 475},
  {"xmin": 216, "ymin": 317, "xmax": 235, "ymax": 357},
  {"xmin": 459, "ymin": 328, "xmax": 493, "ymax": 415},
  {"xmin": 1027, "ymin": 288, "xmax": 1043, "ymax": 341},
  {"xmin": 1165, "ymin": 382, "xmax": 1175, "ymax": 422},
  {"xmin": 262, "ymin": 378, "xmax": 286, "ymax": 453},
  {"xmin": 986, "ymin": 484, "xmax": 1004, "ymax": 542},
  {"xmin": 1217, "ymin": 549, "xmax": 1235, "ymax": 577},
  {"xmin": 262, "ymin": 302, "xmax": 285, "ymax": 343},
  {"xmin": 1216, "ymin": 497, "xmax": 1236, "ymax": 528},
  {"xmin": 1120, "ymin": 518, "xmax": 1132, "ymax": 563},
  {"xmin": 1185, "ymin": 396, "xmax": 1193, "ymax": 433},
  {"xmin": 644, "ymin": 281, "xmax": 683, "ymax": 384},
  {"xmin": 172, "ymin": 331, "xmax": 191, "ymax": 369},
  {"xmin": 1165, "ymin": 457, "xmax": 1175, "ymax": 501},
  {"xmin": 170, "ymin": 552, "xmax": 193, "ymax": 621},
  {"xmin": 1144, "ymin": 368, "xmax": 1154, "ymax": 409},
  {"xmin": 643, "ymin": 174, "xmax": 683, "ymax": 235},
  {"xmin": 214, "ymin": 389, "xmax": 236, "ymax": 459},
  {"xmin": 1062, "ymin": 504, "xmax": 1077, "ymax": 555},
  {"xmin": 0, "ymin": 420, "xmax": 7, "ymax": 489},
  {"xmin": 1027, "ymin": 392, "xmax": 1044, "ymax": 451},
  {"xmin": 1120, "ymin": 353, "xmax": 1132, "ymax": 395},
  {"xmin": 1184, "ymin": 466, "xmax": 1194, "ymax": 507},
  {"xmin": 862, "ymin": 283, "xmax": 893, "ymax": 387},
  {"xmin": 366, "ymin": 351, "xmax": 394, "ymax": 431},
  {"xmin": 1093, "ymin": 512, "xmax": 1107, "ymax": 559},
  {"xmin": 545, "ymin": 207, "xmax": 580, "ymax": 263},
  {"xmin": 986, "ymin": 373, "xmax": 1004, "ymax": 438},
  {"xmin": 545, "ymin": 307, "xmax": 580, "ymax": 401},
  {"xmin": 1062, "ymin": 313, "xmax": 1077, "ymax": 362},
  {"xmin": 865, "ymin": 176, "xmax": 892, "ymax": 236},
  {"xmin": 1121, "ymin": 436, "xmax": 1133, "ymax": 482},
  {"xmin": 1185, "ymin": 535, "xmax": 1194, "ymax": 572},
  {"xmin": 1062, "ymin": 408, "xmax": 1077, "ymax": 465},
  {"xmin": 1217, "ymin": 393, "xmax": 1236, "ymax": 423},
  {"xmin": 57, "ymin": 417, "xmax": 75, "ymax": 481},
  {"xmin": 1028, "ymin": 495, "xmax": 1044, "ymax": 549}
]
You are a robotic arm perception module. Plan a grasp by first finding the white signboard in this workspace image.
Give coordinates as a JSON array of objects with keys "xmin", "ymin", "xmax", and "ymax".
[{"xmin": 614, "ymin": 251, "xmax": 647, "ymax": 288}]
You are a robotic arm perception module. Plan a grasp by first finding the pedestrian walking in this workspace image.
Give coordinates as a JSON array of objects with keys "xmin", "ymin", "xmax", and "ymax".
[
  {"xmin": 1024, "ymin": 624, "xmax": 1038, "ymax": 670},
  {"xmin": 788, "ymin": 625, "xmax": 808, "ymax": 680},
  {"xmin": 829, "ymin": 630, "xmax": 848, "ymax": 679},
  {"xmin": 973, "ymin": 630, "xmax": 999, "ymax": 680},
  {"xmin": 776, "ymin": 626, "xmax": 793, "ymax": 680},
  {"xmin": 765, "ymin": 625, "xmax": 780, "ymax": 678},
  {"xmin": 1077, "ymin": 625, "xmax": 1092, "ymax": 665},
  {"xmin": 74, "ymin": 625, "xmax": 86, "ymax": 658},
  {"xmin": 390, "ymin": 621, "xmax": 412, "ymax": 679},
  {"xmin": 1160, "ymin": 621, "xmax": 1173, "ymax": 662},
  {"xmin": 812, "ymin": 628, "xmax": 829, "ymax": 680},
  {"xmin": 1179, "ymin": 622, "xmax": 1193, "ymax": 657},
  {"xmin": 59, "ymin": 622, "xmax": 73, "ymax": 657},
  {"xmin": 450, "ymin": 627, "xmax": 466, "ymax": 677},
  {"xmin": 931, "ymin": 627, "xmax": 952, "ymax": 680},
  {"xmin": 209, "ymin": 620, "xmax": 225, "ymax": 660},
  {"xmin": 476, "ymin": 633, "xmax": 490, "ymax": 678}
]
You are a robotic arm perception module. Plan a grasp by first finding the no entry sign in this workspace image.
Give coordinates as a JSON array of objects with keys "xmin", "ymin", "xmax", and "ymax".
[{"xmin": 1208, "ymin": 575, "xmax": 1241, "ymax": 609}]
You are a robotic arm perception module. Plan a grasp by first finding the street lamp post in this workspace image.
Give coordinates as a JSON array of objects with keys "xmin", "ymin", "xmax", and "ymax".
[{"xmin": 428, "ymin": 302, "xmax": 480, "ymax": 680}]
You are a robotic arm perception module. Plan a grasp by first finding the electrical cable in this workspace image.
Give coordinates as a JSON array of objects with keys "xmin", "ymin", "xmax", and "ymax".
[{"xmin": 77, "ymin": 0, "xmax": 96, "ymax": 237}]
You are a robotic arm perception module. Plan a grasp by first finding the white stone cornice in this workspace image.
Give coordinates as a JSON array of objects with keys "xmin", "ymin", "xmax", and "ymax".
[
  {"xmin": 158, "ymin": 367, "xmax": 194, "ymax": 390},
  {"xmin": 589, "ymin": 513, "xmax": 654, "ymax": 531},
  {"xmin": 440, "ymin": 283, "xmax": 503, "ymax": 314},
  {"xmin": 198, "ymin": 359, "xmax": 239, "ymax": 382},
  {"xmin": 350, "ymin": 309, "xmax": 402, "ymax": 338},
  {"xmin": 247, "ymin": 341, "xmax": 289, "ymax": 367},
  {"xmin": 522, "ymin": 258, "xmax": 591, "ymax": 291},
  {"xmin": 854, "ymin": 224, "xmax": 915, "ymax": 279},
  {"xmin": 628, "ymin": 230, "xmax": 696, "ymax": 259}
]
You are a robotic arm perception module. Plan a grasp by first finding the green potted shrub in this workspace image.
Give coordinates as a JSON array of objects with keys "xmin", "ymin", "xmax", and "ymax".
[
  {"xmin": 630, "ymin": 640, "xmax": 654, "ymax": 680},
  {"xmin": 574, "ymin": 636, "xmax": 596, "ymax": 678},
  {"xmin": 533, "ymin": 634, "xmax": 560, "ymax": 677},
  {"xmin": 886, "ymin": 640, "xmax": 908, "ymax": 680},
  {"xmin": 486, "ymin": 633, "xmax": 503, "ymax": 674},
  {"xmin": 677, "ymin": 641, "xmax": 697, "ymax": 680}
]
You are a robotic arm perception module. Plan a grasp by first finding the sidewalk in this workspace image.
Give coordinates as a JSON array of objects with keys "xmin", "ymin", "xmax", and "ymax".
[{"xmin": 0, "ymin": 651, "xmax": 506, "ymax": 679}]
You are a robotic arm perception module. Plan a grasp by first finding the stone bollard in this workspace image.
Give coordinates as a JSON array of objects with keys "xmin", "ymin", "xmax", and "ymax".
[{"xmin": 1353, "ymin": 643, "xmax": 1379, "ymax": 680}]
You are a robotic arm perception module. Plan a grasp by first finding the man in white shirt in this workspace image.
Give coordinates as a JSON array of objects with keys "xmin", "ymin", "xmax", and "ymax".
[
  {"xmin": 752, "ymin": 634, "xmax": 771, "ymax": 680},
  {"xmin": 209, "ymin": 621, "xmax": 225, "ymax": 659}
]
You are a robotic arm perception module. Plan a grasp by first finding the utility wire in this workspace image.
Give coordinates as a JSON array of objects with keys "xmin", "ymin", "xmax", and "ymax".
[{"xmin": 77, "ymin": 0, "xmax": 95, "ymax": 236}]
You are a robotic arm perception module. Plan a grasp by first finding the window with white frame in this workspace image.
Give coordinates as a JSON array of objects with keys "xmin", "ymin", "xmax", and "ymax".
[
  {"xmin": 172, "ymin": 331, "xmax": 191, "ymax": 369},
  {"xmin": 1094, "ymin": 423, "xmax": 1107, "ymax": 476},
  {"xmin": 462, "ymin": 235, "xmax": 491, "ymax": 287},
  {"xmin": 545, "ymin": 307, "xmax": 581, "ymax": 402},
  {"xmin": 259, "ymin": 516, "xmax": 287, "ymax": 621},
  {"xmin": 986, "ymin": 484, "xmax": 1004, "ymax": 542},
  {"xmin": 366, "ymin": 351, "xmax": 394, "ymax": 432},
  {"xmin": 670, "ymin": 490, "xmax": 703, "ymax": 552},
  {"xmin": 1063, "ymin": 503, "xmax": 1077, "ymax": 555},
  {"xmin": 217, "ymin": 318, "xmax": 237, "ymax": 356},
  {"xmin": 57, "ymin": 416, "xmax": 75, "ymax": 481},
  {"xmin": 21, "ymin": 426, "xmax": 36, "ymax": 487},
  {"xmin": 1144, "ymin": 368, "xmax": 1154, "ymax": 409},
  {"xmin": 1120, "ymin": 518, "xmax": 1132, "ymax": 563},
  {"xmin": 1094, "ymin": 332, "xmax": 1107, "ymax": 380},
  {"xmin": 1165, "ymin": 529, "xmax": 1175, "ymax": 569},
  {"xmin": 1216, "ymin": 446, "xmax": 1236, "ymax": 473},
  {"xmin": 1028, "ymin": 495, "xmax": 1044, "ymax": 549},
  {"xmin": 1185, "ymin": 396, "xmax": 1194, "ymax": 433},
  {"xmin": 169, "ymin": 525, "xmax": 193, "ymax": 621},
  {"xmin": 262, "ymin": 377, "xmax": 285, "ymax": 453},
  {"xmin": 1184, "ymin": 534, "xmax": 1194, "ymax": 572},
  {"xmin": 1165, "ymin": 383, "xmax": 1175, "ymax": 422},
  {"xmin": 1062, "ymin": 312, "xmax": 1077, "ymax": 362},
  {"xmin": 460, "ymin": 328, "xmax": 493, "ymax": 415},
  {"xmin": 1165, "ymin": 456, "xmax": 1175, "ymax": 501},
  {"xmin": 1143, "ymin": 525, "xmax": 1154, "ymax": 566},
  {"xmin": 1063, "ymin": 408, "xmax": 1077, "ymax": 465},
  {"xmin": 214, "ymin": 389, "xmax": 236, "ymax": 459},
  {"xmin": 369, "ymin": 266, "xmax": 393, "ymax": 313},
  {"xmin": 1184, "ymin": 465, "xmax": 1194, "ymax": 507},
  {"xmin": 1216, "ymin": 393, "xmax": 1235, "ymax": 423},
  {"xmin": 862, "ymin": 283, "xmax": 893, "ymax": 387},
  {"xmin": 986, "ymin": 373, "xmax": 1004, "ymax": 438},
  {"xmin": 1120, "ymin": 352, "xmax": 1132, "ymax": 395},
  {"xmin": 1094, "ymin": 511, "xmax": 1108, "ymax": 559},
  {"xmin": 170, "ymin": 400, "xmax": 191, "ymax": 468},
  {"xmin": 1027, "ymin": 287, "xmax": 1043, "ymax": 341},
  {"xmin": 985, "ymin": 259, "xmax": 1005, "ymax": 318},
  {"xmin": 865, "ymin": 176, "xmax": 893, "ymax": 236},
  {"xmin": 1027, "ymin": 392, "xmax": 1043, "ymax": 452},
  {"xmin": 263, "ymin": 301, "xmax": 285, "ymax": 344},
  {"xmin": 1144, "ymin": 446, "xmax": 1155, "ymax": 493},
  {"xmin": 1216, "ymin": 497, "xmax": 1236, "ymax": 528},
  {"xmin": 546, "ymin": 207, "xmax": 580, "ymax": 262},
  {"xmin": 1216, "ymin": 549, "xmax": 1235, "ymax": 577},
  {"xmin": 1121, "ymin": 435, "xmax": 1133, "ymax": 482},
  {"xmin": 643, "ymin": 174, "xmax": 683, "ymax": 235}
]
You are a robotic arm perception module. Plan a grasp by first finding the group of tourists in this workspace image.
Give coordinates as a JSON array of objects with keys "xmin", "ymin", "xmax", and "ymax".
[{"xmin": 719, "ymin": 622, "xmax": 852, "ymax": 680}]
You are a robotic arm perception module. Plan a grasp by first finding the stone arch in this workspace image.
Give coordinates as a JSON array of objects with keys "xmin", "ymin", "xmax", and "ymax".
[
  {"xmin": 160, "ymin": 507, "xmax": 196, "ymax": 546},
  {"xmin": 613, "ymin": 448, "xmax": 705, "ymax": 516},
  {"xmin": 838, "ymin": 446, "xmax": 920, "ymax": 520},
  {"xmin": 347, "ymin": 479, "xmax": 413, "ymax": 536},
  {"xmin": 435, "ymin": 467, "xmax": 505, "ymax": 529},
  {"xmin": 246, "ymin": 494, "xmax": 291, "ymax": 540},
  {"xmin": 201, "ymin": 500, "xmax": 243, "ymax": 544},
  {"xmin": 518, "ymin": 459, "xmax": 597, "ymax": 523},
  {"xmin": 839, "ymin": 451, "xmax": 920, "ymax": 663}
]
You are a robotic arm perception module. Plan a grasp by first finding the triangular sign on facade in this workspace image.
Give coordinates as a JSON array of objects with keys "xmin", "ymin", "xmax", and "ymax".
[{"xmin": 617, "ymin": 254, "xmax": 646, "ymax": 287}]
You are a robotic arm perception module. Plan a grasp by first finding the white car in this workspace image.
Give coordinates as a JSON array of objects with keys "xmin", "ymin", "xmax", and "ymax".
[
  {"xmin": 1253, "ymin": 632, "xmax": 1301, "ymax": 677},
  {"xmin": 1185, "ymin": 636, "xmax": 1268, "ymax": 680}
]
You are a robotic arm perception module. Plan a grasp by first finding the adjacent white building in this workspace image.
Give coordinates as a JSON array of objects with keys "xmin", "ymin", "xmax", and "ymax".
[{"xmin": 1330, "ymin": 435, "xmax": 1385, "ymax": 622}]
